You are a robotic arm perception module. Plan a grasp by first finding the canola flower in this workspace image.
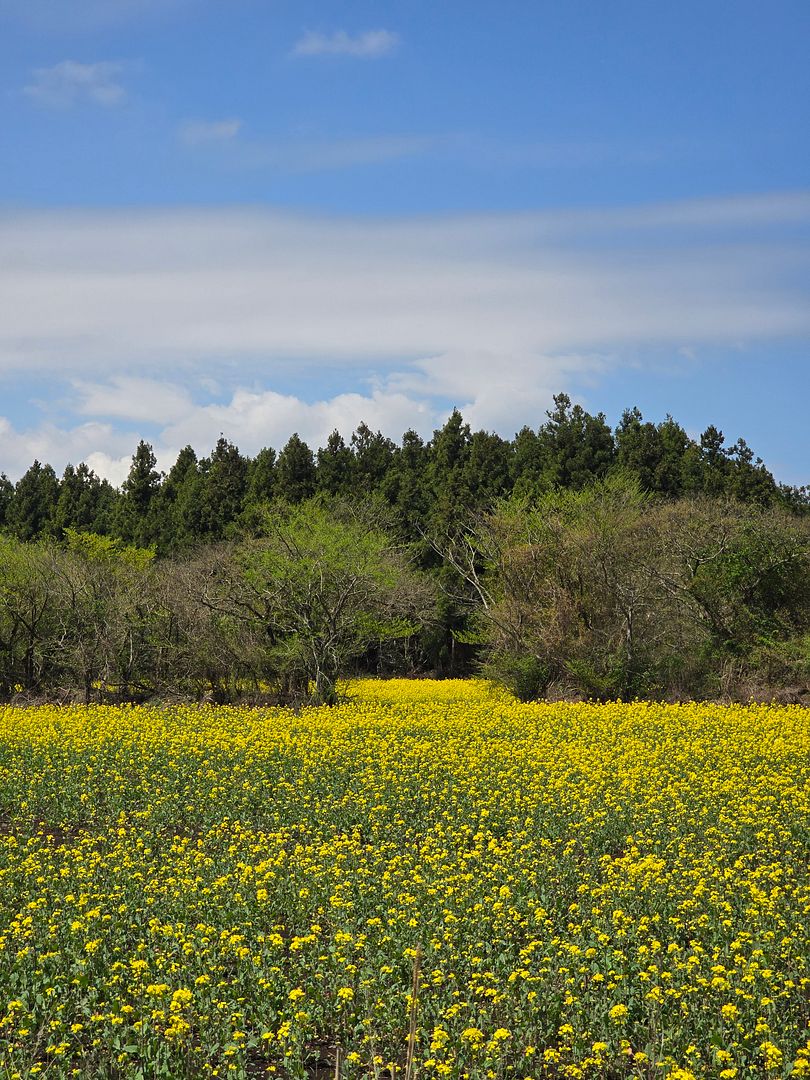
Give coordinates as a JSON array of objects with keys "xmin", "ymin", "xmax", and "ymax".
[{"xmin": 0, "ymin": 681, "xmax": 808, "ymax": 1078}]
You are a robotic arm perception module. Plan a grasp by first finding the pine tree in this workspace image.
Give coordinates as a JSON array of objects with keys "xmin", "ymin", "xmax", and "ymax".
[
  {"xmin": 511, "ymin": 425, "xmax": 547, "ymax": 501},
  {"xmin": 276, "ymin": 434, "xmax": 316, "ymax": 503},
  {"xmin": 196, "ymin": 437, "xmax": 248, "ymax": 539},
  {"xmin": 153, "ymin": 446, "xmax": 199, "ymax": 552},
  {"xmin": 462, "ymin": 430, "xmax": 511, "ymax": 505},
  {"xmin": 382, "ymin": 430, "xmax": 430, "ymax": 542},
  {"xmin": 351, "ymin": 422, "xmax": 395, "ymax": 492},
  {"xmin": 0, "ymin": 473, "xmax": 14, "ymax": 529},
  {"xmin": 317, "ymin": 431, "xmax": 354, "ymax": 496},
  {"xmin": 699, "ymin": 425, "xmax": 731, "ymax": 497},
  {"xmin": 117, "ymin": 441, "xmax": 162, "ymax": 546},
  {"xmin": 539, "ymin": 393, "xmax": 615, "ymax": 489},
  {"xmin": 427, "ymin": 409, "xmax": 472, "ymax": 527},
  {"xmin": 245, "ymin": 447, "xmax": 277, "ymax": 505},
  {"xmin": 8, "ymin": 461, "xmax": 59, "ymax": 541},
  {"xmin": 54, "ymin": 463, "xmax": 114, "ymax": 536}
]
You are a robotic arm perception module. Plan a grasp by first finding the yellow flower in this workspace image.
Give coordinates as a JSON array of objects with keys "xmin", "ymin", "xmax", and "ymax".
[
  {"xmin": 461, "ymin": 1027, "xmax": 485, "ymax": 1045},
  {"xmin": 761, "ymin": 1042, "xmax": 783, "ymax": 1071}
]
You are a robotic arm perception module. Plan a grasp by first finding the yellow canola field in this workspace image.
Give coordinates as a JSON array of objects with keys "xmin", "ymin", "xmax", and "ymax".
[{"xmin": 0, "ymin": 682, "xmax": 809, "ymax": 1079}]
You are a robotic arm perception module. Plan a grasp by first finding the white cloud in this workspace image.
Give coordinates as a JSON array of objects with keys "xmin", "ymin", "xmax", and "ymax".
[
  {"xmin": 2, "ymin": 194, "xmax": 807, "ymax": 373},
  {"xmin": 0, "ymin": 384, "xmax": 441, "ymax": 484},
  {"xmin": 179, "ymin": 118, "xmax": 242, "ymax": 146},
  {"xmin": 72, "ymin": 376, "xmax": 194, "ymax": 426},
  {"xmin": 0, "ymin": 415, "xmax": 136, "ymax": 485},
  {"xmin": 0, "ymin": 191, "xmax": 808, "ymax": 481},
  {"xmin": 158, "ymin": 386, "xmax": 435, "ymax": 461},
  {"xmin": 177, "ymin": 114, "xmax": 431, "ymax": 173},
  {"xmin": 23, "ymin": 60, "xmax": 126, "ymax": 109},
  {"xmin": 177, "ymin": 118, "xmax": 431, "ymax": 171},
  {"xmin": 223, "ymin": 133, "xmax": 433, "ymax": 172},
  {"xmin": 292, "ymin": 29, "xmax": 399, "ymax": 58}
]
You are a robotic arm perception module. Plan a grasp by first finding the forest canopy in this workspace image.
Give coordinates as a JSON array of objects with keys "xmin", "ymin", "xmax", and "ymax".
[{"xmin": 1, "ymin": 396, "xmax": 806, "ymax": 551}]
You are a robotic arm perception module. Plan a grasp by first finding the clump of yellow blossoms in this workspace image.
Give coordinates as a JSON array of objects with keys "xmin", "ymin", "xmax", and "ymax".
[{"xmin": 0, "ymin": 681, "xmax": 808, "ymax": 1078}]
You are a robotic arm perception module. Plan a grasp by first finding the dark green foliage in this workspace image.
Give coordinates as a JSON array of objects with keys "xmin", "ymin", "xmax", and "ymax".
[
  {"xmin": 615, "ymin": 408, "xmax": 691, "ymax": 496},
  {"xmin": 540, "ymin": 393, "xmax": 615, "ymax": 489},
  {"xmin": 317, "ymin": 431, "xmax": 354, "ymax": 496},
  {"xmin": 8, "ymin": 461, "xmax": 59, "ymax": 541},
  {"xmin": 0, "ymin": 473, "xmax": 13, "ymax": 529},
  {"xmin": 351, "ymin": 422, "xmax": 395, "ymax": 491},
  {"xmin": 246, "ymin": 446, "xmax": 277, "ymax": 504},
  {"xmin": 151, "ymin": 444, "xmax": 199, "ymax": 552},
  {"xmin": 463, "ymin": 430, "xmax": 511, "ymax": 504},
  {"xmin": 510, "ymin": 426, "xmax": 545, "ymax": 500},
  {"xmin": 53, "ymin": 463, "xmax": 117, "ymax": 537},
  {"xmin": 116, "ymin": 441, "xmax": 161, "ymax": 546},
  {"xmin": 381, "ymin": 429, "xmax": 430, "ymax": 543},
  {"xmin": 276, "ymin": 433, "xmax": 317, "ymax": 503},
  {"xmin": 425, "ymin": 409, "xmax": 473, "ymax": 534},
  {"xmin": 0, "ymin": 398, "xmax": 804, "ymax": 552},
  {"xmin": 698, "ymin": 425, "xmax": 731, "ymax": 497},
  {"xmin": 240, "ymin": 446, "xmax": 278, "ymax": 534},
  {"xmin": 195, "ymin": 437, "xmax": 248, "ymax": 541}
]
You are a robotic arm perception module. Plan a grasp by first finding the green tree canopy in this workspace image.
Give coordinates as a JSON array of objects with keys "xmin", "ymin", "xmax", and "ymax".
[{"xmin": 239, "ymin": 501, "xmax": 432, "ymax": 703}]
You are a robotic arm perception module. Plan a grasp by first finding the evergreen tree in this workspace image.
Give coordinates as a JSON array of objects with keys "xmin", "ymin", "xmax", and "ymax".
[
  {"xmin": 539, "ymin": 393, "xmax": 615, "ymax": 489},
  {"xmin": 351, "ymin": 422, "xmax": 395, "ymax": 492},
  {"xmin": 240, "ymin": 447, "xmax": 278, "ymax": 535},
  {"xmin": 699, "ymin": 425, "xmax": 731, "ymax": 497},
  {"xmin": 0, "ymin": 473, "xmax": 13, "ymax": 529},
  {"xmin": 726, "ymin": 438, "xmax": 776, "ymax": 505},
  {"xmin": 615, "ymin": 408, "xmax": 662, "ymax": 492},
  {"xmin": 614, "ymin": 408, "xmax": 690, "ymax": 496},
  {"xmin": 427, "ymin": 409, "xmax": 472, "ymax": 526},
  {"xmin": 276, "ymin": 434, "xmax": 316, "ymax": 503},
  {"xmin": 153, "ymin": 446, "xmax": 199, "ymax": 552},
  {"xmin": 117, "ymin": 441, "xmax": 162, "ymax": 546},
  {"xmin": 245, "ymin": 447, "xmax": 277, "ymax": 505},
  {"xmin": 54, "ymin": 463, "xmax": 115, "ymax": 536},
  {"xmin": 196, "ymin": 437, "xmax": 247, "ymax": 540},
  {"xmin": 8, "ymin": 461, "xmax": 59, "ymax": 541},
  {"xmin": 462, "ymin": 430, "xmax": 511, "ymax": 505},
  {"xmin": 317, "ymin": 431, "xmax": 354, "ymax": 496},
  {"xmin": 382, "ymin": 429, "xmax": 430, "ymax": 542},
  {"xmin": 655, "ymin": 416, "xmax": 691, "ymax": 496},
  {"xmin": 510, "ymin": 425, "xmax": 547, "ymax": 500}
]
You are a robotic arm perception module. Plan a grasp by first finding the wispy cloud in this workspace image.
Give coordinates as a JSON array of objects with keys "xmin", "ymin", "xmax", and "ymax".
[
  {"xmin": 181, "ymin": 129, "xmax": 433, "ymax": 172},
  {"xmin": 239, "ymin": 134, "xmax": 432, "ymax": 172},
  {"xmin": 2, "ymin": 193, "xmax": 808, "ymax": 373},
  {"xmin": 23, "ymin": 60, "xmax": 126, "ymax": 108},
  {"xmin": 179, "ymin": 118, "xmax": 242, "ymax": 146},
  {"xmin": 292, "ymin": 28, "xmax": 399, "ymax": 59},
  {"xmin": 0, "ymin": 191, "xmax": 808, "ymax": 481},
  {"xmin": 72, "ymin": 376, "xmax": 194, "ymax": 426}
]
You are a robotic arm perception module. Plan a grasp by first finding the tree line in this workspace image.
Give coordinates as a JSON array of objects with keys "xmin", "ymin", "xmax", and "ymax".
[
  {"xmin": 1, "ymin": 395, "xmax": 807, "ymax": 552},
  {"xmin": 0, "ymin": 395, "xmax": 808, "ymax": 705}
]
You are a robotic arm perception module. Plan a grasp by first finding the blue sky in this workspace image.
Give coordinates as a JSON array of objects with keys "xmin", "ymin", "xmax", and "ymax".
[{"xmin": 1, "ymin": 0, "xmax": 808, "ymax": 484}]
